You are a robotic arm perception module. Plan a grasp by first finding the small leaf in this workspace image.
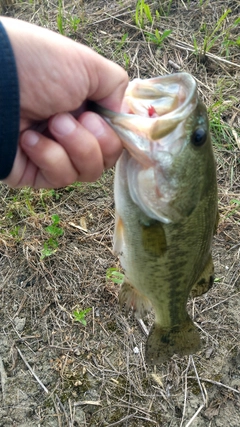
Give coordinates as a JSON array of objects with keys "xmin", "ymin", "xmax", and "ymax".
[
  {"xmin": 51, "ymin": 214, "xmax": 60, "ymax": 225},
  {"xmin": 72, "ymin": 308, "xmax": 92, "ymax": 325},
  {"xmin": 106, "ymin": 268, "xmax": 124, "ymax": 284},
  {"xmin": 161, "ymin": 29, "xmax": 172, "ymax": 40}
]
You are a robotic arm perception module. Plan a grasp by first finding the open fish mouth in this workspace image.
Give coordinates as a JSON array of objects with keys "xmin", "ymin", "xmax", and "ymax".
[{"xmin": 91, "ymin": 73, "xmax": 198, "ymax": 167}]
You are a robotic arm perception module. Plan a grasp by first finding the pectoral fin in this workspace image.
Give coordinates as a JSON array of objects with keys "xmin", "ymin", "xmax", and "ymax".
[
  {"xmin": 113, "ymin": 213, "xmax": 124, "ymax": 256},
  {"xmin": 119, "ymin": 281, "xmax": 152, "ymax": 318},
  {"xmin": 191, "ymin": 253, "xmax": 214, "ymax": 298}
]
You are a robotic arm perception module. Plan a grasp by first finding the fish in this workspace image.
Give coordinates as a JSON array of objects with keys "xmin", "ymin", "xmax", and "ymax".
[{"xmin": 93, "ymin": 72, "xmax": 218, "ymax": 364}]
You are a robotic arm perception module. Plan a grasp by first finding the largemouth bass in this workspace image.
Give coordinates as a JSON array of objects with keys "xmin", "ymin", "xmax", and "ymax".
[{"xmin": 94, "ymin": 73, "xmax": 218, "ymax": 364}]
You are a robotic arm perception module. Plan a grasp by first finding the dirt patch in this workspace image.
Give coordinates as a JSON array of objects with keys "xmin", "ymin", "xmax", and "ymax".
[{"xmin": 0, "ymin": 1, "xmax": 240, "ymax": 426}]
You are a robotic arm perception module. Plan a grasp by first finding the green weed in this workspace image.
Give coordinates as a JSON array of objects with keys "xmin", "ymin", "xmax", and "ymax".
[
  {"xmin": 45, "ymin": 214, "xmax": 64, "ymax": 237},
  {"xmin": 72, "ymin": 308, "xmax": 92, "ymax": 326},
  {"xmin": 209, "ymin": 117, "xmax": 233, "ymax": 150},
  {"xmin": 123, "ymin": 52, "xmax": 130, "ymax": 69},
  {"xmin": 155, "ymin": 10, "xmax": 160, "ymax": 21},
  {"xmin": 39, "ymin": 189, "xmax": 61, "ymax": 208},
  {"xmin": 193, "ymin": 8, "xmax": 238, "ymax": 57},
  {"xmin": 68, "ymin": 15, "xmax": 81, "ymax": 32},
  {"xmin": 221, "ymin": 16, "xmax": 240, "ymax": 58},
  {"xmin": 41, "ymin": 214, "xmax": 64, "ymax": 259},
  {"xmin": 208, "ymin": 96, "xmax": 238, "ymax": 150},
  {"xmin": 65, "ymin": 182, "xmax": 83, "ymax": 192},
  {"xmin": 10, "ymin": 225, "xmax": 21, "ymax": 238},
  {"xmin": 106, "ymin": 268, "xmax": 124, "ymax": 285},
  {"xmin": 135, "ymin": 0, "xmax": 153, "ymax": 29},
  {"xmin": 57, "ymin": 0, "xmax": 65, "ymax": 35},
  {"xmin": 118, "ymin": 33, "xmax": 128, "ymax": 50},
  {"xmin": 134, "ymin": 0, "xmax": 172, "ymax": 46},
  {"xmin": 227, "ymin": 199, "xmax": 240, "ymax": 219},
  {"xmin": 4, "ymin": 187, "xmax": 36, "ymax": 219},
  {"xmin": 203, "ymin": 9, "xmax": 231, "ymax": 53},
  {"xmin": 115, "ymin": 33, "xmax": 130, "ymax": 69},
  {"xmin": 158, "ymin": 0, "xmax": 173, "ymax": 16},
  {"xmin": 115, "ymin": 33, "xmax": 131, "ymax": 69},
  {"xmin": 146, "ymin": 28, "xmax": 172, "ymax": 46},
  {"xmin": 41, "ymin": 239, "xmax": 59, "ymax": 259}
]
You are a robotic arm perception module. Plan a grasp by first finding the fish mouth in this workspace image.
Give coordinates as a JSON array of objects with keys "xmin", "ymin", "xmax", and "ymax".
[{"xmin": 92, "ymin": 73, "xmax": 198, "ymax": 167}]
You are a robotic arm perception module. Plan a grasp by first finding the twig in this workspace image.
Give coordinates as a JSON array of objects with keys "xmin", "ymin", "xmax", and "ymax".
[
  {"xmin": 202, "ymin": 382, "xmax": 209, "ymax": 407},
  {"xmin": 68, "ymin": 222, "xmax": 88, "ymax": 233},
  {"xmin": 106, "ymin": 411, "xmax": 137, "ymax": 427},
  {"xmin": 74, "ymin": 400, "xmax": 101, "ymax": 406},
  {"xmin": 55, "ymin": 393, "xmax": 69, "ymax": 425},
  {"xmin": 180, "ymin": 0, "xmax": 187, "ymax": 10},
  {"xmin": 92, "ymin": 306, "xmax": 95, "ymax": 335},
  {"xmin": 201, "ymin": 291, "xmax": 240, "ymax": 313},
  {"xmin": 185, "ymin": 404, "xmax": 205, "ymax": 427},
  {"xmin": 181, "ymin": 356, "xmax": 208, "ymax": 426},
  {"xmin": 173, "ymin": 41, "xmax": 240, "ymax": 69},
  {"xmin": 232, "ymin": 129, "xmax": 240, "ymax": 149},
  {"xmin": 104, "ymin": 356, "xmax": 121, "ymax": 374},
  {"xmin": 180, "ymin": 356, "xmax": 191, "ymax": 427},
  {"xmin": 137, "ymin": 318, "xmax": 149, "ymax": 336},
  {"xmin": 17, "ymin": 347, "xmax": 49, "ymax": 394},
  {"xmin": 168, "ymin": 59, "xmax": 181, "ymax": 70},
  {"xmin": 53, "ymin": 398, "xmax": 62, "ymax": 427},
  {"xmin": 188, "ymin": 376, "xmax": 240, "ymax": 395},
  {"xmin": 87, "ymin": 8, "xmax": 135, "ymax": 27},
  {"xmin": 0, "ymin": 356, "xmax": 7, "ymax": 404},
  {"xmin": 190, "ymin": 356, "xmax": 206, "ymax": 404},
  {"xmin": 12, "ymin": 294, "xmax": 28, "ymax": 318},
  {"xmin": 68, "ymin": 398, "xmax": 74, "ymax": 427},
  {"xmin": 134, "ymin": 415, "xmax": 158, "ymax": 424}
]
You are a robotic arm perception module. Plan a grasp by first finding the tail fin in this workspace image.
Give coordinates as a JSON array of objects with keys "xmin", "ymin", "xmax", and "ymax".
[{"xmin": 146, "ymin": 316, "xmax": 201, "ymax": 365}]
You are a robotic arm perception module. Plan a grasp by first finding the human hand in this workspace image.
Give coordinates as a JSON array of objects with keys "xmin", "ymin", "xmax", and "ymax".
[{"xmin": 1, "ymin": 17, "xmax": 128, "ymax": 188}]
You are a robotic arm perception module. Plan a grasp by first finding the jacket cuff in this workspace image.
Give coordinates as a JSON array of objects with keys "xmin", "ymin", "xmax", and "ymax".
[{"xmin": 0, "ymin": 21, "xmax": 20, "ymax": 180}]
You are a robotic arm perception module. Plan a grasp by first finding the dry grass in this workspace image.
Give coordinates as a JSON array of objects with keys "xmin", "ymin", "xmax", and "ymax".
[{"xmin": 0, "ymin": 1, "xmax": 239, "ymax": 426}]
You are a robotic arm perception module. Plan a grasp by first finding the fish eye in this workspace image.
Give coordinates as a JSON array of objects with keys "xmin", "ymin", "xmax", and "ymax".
[{"xmin": 191, "ymin": 128, "xmax": 207, "ymax": 147}]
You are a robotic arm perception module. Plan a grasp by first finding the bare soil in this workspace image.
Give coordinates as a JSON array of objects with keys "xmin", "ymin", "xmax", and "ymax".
[{"xmin": 0, "ymin": 1, "xmax": 239, "ymax": 426}]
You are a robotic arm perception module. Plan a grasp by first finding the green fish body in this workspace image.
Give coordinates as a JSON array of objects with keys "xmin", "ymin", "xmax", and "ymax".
[{"xmin": 95, "ymin": 73, "xmax": 218, "ymax": 364}]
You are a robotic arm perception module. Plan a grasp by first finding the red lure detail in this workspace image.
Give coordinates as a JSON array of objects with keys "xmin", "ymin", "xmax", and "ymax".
[{"xmin": 147, "ymin": 105, "xmax": 156, "ymax": 117}]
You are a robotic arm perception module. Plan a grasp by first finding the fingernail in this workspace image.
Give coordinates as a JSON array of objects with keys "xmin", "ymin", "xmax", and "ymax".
[
  {"xmin": 51, "ymin": 113, "xmax": 76, "ymax": 135},
  {"xmin": 81, "ymin": 113, "xmax": 105, "ymax": 138},
  {"xmin": 22, "ymin": 130, "xmax": 39, "ymax": 147}
]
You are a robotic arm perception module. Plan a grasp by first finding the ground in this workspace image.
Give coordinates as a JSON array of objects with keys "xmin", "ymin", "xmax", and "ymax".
[{"xmin": 0, "ymin": 0, "xmax": 240, "ymax": 426}]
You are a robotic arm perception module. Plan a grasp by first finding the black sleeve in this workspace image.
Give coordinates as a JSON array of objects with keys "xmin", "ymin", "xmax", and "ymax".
[{"xmin": 0, "ymin": 20, "xmax": 20, "ymax": 180}]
